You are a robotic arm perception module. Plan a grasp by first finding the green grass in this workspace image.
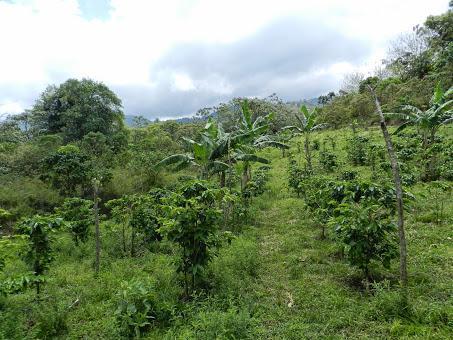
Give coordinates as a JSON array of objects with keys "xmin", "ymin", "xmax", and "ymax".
[{"xmin": 1, "ymin": 126, "xmax": 452, "ymax": 339}]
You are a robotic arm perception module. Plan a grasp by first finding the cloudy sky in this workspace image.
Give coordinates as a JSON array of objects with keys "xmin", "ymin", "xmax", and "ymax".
[{"xmin": 0, "ymin": 0, "xmax": 448, "ymax": 119}]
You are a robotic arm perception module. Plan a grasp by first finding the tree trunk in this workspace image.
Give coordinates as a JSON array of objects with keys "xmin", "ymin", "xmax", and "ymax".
[
  {"xmin": 122, "ymin": 223, "xmax": 126, "ymax": 253},
  {"xmin": 369, "ymin": 86, "xmax": 408, "ymax": 288},
  {"xmin": 93, "ymin": 181, "xmax": 100, "ymax": 275},
  {"xmin": 131, "ymin": 229, "xmax": 135, "ymax": 257},
  {"xmin": 241, "ymin": 162, "xmax": 249, "ymax": 192},
  {"xmin": 220, "ymin": 171, "xmax": 226, "ymax": 188},
  {"xmin": 304, "ymin": 133, "xmax": 312, "ymax": 172}
]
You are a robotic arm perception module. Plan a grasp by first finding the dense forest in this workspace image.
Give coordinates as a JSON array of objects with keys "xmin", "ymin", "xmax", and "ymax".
[{"xmin": 0, "ymin": 4, "xmax": 452, "ymax": 339}]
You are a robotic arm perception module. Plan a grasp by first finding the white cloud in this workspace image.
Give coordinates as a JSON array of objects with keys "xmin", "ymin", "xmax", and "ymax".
[
  {"xmin": 0, "ymin": 0, "xmax": 448, "ymax": 118},
  {"xmin": 172, "ymin": 73, "xmax": 195, "ymax": 91}
]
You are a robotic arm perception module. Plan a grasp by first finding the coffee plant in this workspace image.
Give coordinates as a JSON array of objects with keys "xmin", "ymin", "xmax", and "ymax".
[
  {"xmin": 319, "ymin": 149, "xmax": 337, "ymax": 172},
  {"xmin": 346, "ymin": 135, "xmax": 369, "ymax": 166},
  {"xmin": 159, "ymin": 181, "xmax": 222, "ymax": 296},
  {"xmin": 56, "ymin": 198, "xmax": 93, "ymax": 245},
  {"xmin": 331, "ymin": 201, "xmax": 398, "ymax": 279},
  {"xmin": 16, "ymin": 215, "xmax": 63, "ymax": 295}
]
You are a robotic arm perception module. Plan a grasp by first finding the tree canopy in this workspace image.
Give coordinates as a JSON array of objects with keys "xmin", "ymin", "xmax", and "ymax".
[{"xmin": 30, "ymin": 78, "xmax": 125, "ymax": 143}]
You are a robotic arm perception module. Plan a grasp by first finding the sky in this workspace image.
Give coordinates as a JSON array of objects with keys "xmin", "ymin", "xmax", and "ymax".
[{"xmin": 0, "ymin": 0, "xmax": 449, "ymax": 119}]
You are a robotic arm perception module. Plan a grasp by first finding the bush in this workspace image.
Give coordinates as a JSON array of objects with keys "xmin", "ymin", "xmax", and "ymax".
[
  {"xmin": 312, "ymin": 139, "xmax": 320, "ymax": 150},
  {"xmin": 339, "ymin": 170, "xmax": 358, "ymax": 181},
  {"xmin": 331, "ymin": 202, "xmax": 398, "ymax": 279},
  {"xmin": 319, "ymin": 150, "xmax": 337, "ymax": 172},
  {"xmin": 287, "ymin": 158, "xmax": 310, "ymax": 196},
  {"xmin": 115, "ymin": 276, "xmax": 177, "ymax": 338},
  {"xmin": 346, "ymin": 135, "xmax": 369, "ymax": 166},
  {"xmin": 56, "ymin": 197, "xmax": 94, "ymax": 245}
]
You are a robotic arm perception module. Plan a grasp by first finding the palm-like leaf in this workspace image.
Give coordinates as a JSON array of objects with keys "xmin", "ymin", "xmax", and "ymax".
[
  {"xmin": 282, "ymin": 125, "xmax": 303, "ymax": 133},
  {"xmin": 155, "ymin": 154, "xmax": 194, "ymax": 169},
  {"xmin": 255, "ymin": 140, "xmax": 289, "ymax": 149},
  {"xmin": 294, "ymin": 113, "xmax": 307, "ymax": 130},
  {"xmin": 311, "ymin": 123, "xmax": 328, "ymax": 131},
  {"xmin": 207, "ymin": 161, "xmax": 230, "ymax": 173},
  {"xmin": 441, "ymin": 117, "xmax": 453, "ymax": 125},
  {"xmin": 385, "ymin": 85, "xmax": 453, "ymax": 140},
  {"xmin": 393, "ymin": 121, "xmax": 412, "ymax": 135},
  {"xmin": 234, "ymin": 152, "xmax": 270, "ymax": 164}
]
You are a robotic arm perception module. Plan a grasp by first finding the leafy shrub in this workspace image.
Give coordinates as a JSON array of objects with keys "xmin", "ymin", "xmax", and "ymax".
[
  {"xmin": 319, "ymin": 150, "xmax": 337, "ymax": 172},
  {"xmin": 400, "ymin": 163, "xmax": 418, "ymax": 186},
  {"xmin": 16, "ymin": 215, "xmax": 64, "ymax": 295},
  {"xmin": 339, "ymin": 170, "xmax": 358, "ymax": 181},
  {"xmin": 346, "ymin": 135, "xmax": 369, "ymax": 166},
  {"xmin": 394, "ymin": 136, "xmax": 419, "ymax": 161},
  {"xmin": 115, "ymin": 277, "xmax": 177, "ymax": 338},
  {"xmin": 221, "ymin": 190, "xmax": 248, "ymax": 231},
  {"xmin": 312, "ymin": 139, "xmax": 320, "ymax": 150},
  {"xmin": 106, "ymin": 193, "xmax": 162, "ymax": 257},
  {"xmin": 301, "ymin": 177, "xmax": 400, "ymax": 240},
  {"xmin": 242, "ymin": 166, "xmax": 271, "ymax": 201},
  {"xmin": 56, "ymin": 197, "xmax": 93, "ymax": 245},
  {"xmin": 440, "ymin": 161, "xmax": 453, "ymax": 180},
  {"xmin": 331, "ymin": 202, "xmax": 398, "ymax": 278},
  {"xmin": 368, "ymin": 143, "xmax": 386, "ymax": 179},
  {"xmin": 439, "ymin": 140, "xmax": 453, "ymax": 180},
  {"xmin": 41, "ymin": 144, "xmax": 90, "ymax": 196},
  {"xmin": 287, "ymin": 158, "xmax": 310, "ymax": 196},
  {"xmin": 159, "ymin": 181, "xmax": 222, "ymax": 295}
]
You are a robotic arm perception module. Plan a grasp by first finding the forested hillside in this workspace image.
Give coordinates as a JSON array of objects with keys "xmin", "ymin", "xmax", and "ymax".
[{"xmin": 0, "ymin": 4, "xmax": 452, "ymax": 340}]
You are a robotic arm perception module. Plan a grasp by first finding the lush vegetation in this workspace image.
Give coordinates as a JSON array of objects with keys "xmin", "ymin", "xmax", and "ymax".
[{"xmin": 1, "ymin": 5, "xmax": 452, "ymax": 340}]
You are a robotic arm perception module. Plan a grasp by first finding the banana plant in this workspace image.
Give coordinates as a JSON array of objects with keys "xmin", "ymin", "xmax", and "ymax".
[
  {"xmin": 385, "ymin": 84, "xmax": 453, "ymax": 147},
  {"xmin": 283, "ymin": 105, "xmax": 326, "ymax": 172},
  {"xmin": 232, "ymin": 99, "xmax": 288, "ymax": 190},
  {"xmin": 155, "ymin": 100, "xmax": 287, "ymax": 188},
  {"xmin": 385, "ymin": 84, "xmax": 452, "ymax": 181},
  {"xmin": 155, "ymin": 119, "xmax": 230, "ymax": 180}
]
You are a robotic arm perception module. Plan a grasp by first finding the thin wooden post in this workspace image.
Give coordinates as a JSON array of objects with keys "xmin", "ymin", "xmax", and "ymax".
[{"xmin": 368, "ymin": 86, "xmax": 408, "ymax": 287}]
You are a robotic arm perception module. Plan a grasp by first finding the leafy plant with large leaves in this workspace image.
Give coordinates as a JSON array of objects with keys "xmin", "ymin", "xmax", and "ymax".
[
  {"xmin": 386, "ymin": 84, "xmax": 453, "ymax": 146},
  {"xmin": 233, "ymin": 99, "xmax": 288, "ymax": 190},
  {"xmin": 385, "ymin": 84, "xmax": 453, "ymax": 180},
  {"xmin": 155, "ymin": 103, "xmax": 287, "ymax": 189},
  {"xmin": 155, "ymin": 119, "xmax": 231, "ymax": 181},
  {"xmin": 283, "ymin": 105, "xmax": 326, "ymax": 172}
]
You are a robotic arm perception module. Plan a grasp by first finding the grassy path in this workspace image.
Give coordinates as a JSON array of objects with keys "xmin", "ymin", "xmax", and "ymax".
[{"xmin": 248, "ymin": 152, "xmax": 382, "ymax": 338}]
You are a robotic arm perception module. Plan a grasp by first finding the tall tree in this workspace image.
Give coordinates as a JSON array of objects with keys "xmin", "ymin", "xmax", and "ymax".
[{"xmin": 31, "ymin": 78, "xmax": 125, "ymax": 143}]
